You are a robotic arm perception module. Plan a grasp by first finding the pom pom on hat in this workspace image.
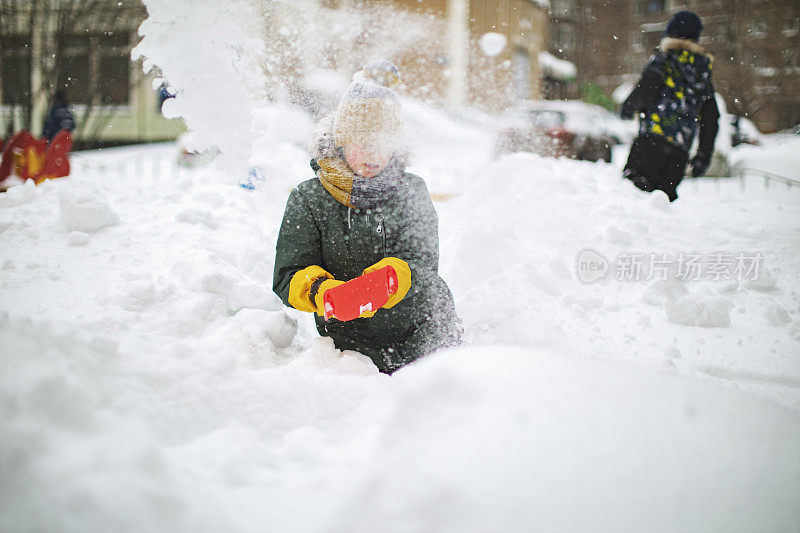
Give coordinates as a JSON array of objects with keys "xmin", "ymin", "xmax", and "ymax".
[
  {"xmin": 360, "ymin": 60, "xmax": 401, "ymax": 87},
  {"xmin": 333, "ymin": 60, "xmax": 402, "ymax": 149}
]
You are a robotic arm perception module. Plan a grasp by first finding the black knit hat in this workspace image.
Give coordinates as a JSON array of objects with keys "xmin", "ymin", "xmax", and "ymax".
[{"xmin": 663, "ymin": 11, "xmax": 703, "ymax": 41}]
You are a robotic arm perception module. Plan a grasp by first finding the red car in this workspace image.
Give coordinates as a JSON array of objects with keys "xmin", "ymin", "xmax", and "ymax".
[{"xmin": 493, "ymin": 100, "xmax": 633, "ymax": 162}]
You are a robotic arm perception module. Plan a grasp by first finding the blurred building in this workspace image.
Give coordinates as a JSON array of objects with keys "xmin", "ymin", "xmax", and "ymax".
[
  {"xmin": 287, "ymin": 0, "xmax": 549, "ymax": 111},
  {"xmin": 545, "ymin": 0, "xmax": 582, "ymax": 99},
  {"xmin": 0, "ymin": 0, "xmax": 185, "ymax": 148},
  {"xmin": 394, "ymin": 0, "xmax": 549, "ymax": 108},
  {"xmin": 549, "ymin": 0, "xmax": 800, "ymax": 132}
]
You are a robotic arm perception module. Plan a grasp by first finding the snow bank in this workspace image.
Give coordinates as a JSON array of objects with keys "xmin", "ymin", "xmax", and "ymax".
[
  {"xmin": 729, "ymin": 135, "xmax": 800, "ymax": 181},
  {"xmin": 1, "ymin": 312, "xmax": 797, "ymax": 533},
  {"xmin": 0, "ymin": 314, "xmax": 388, "ymax": 533},
  {"xmin": 2, "ymin": 92, "xmax": 800, "ymax": 532},
  {"xmin": 331, "ymin": 346, "xmax": 800, "ymax": 533},
  {"xmin": 0, "ymin": 178, "xmax": 41, "ymax": 208},
  {"xmin": 440, "ymin": 150, "xmax": 800, "ymax": 410}
]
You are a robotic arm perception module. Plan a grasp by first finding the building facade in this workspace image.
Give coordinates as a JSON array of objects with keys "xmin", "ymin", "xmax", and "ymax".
[
  {"xmin": 2, "ymin": 0, "xmax": 551, "ymax": 149},
  {"xmin": 550, "ymin": 0, "xmax": 800, "ymax": 132},
  {"xmin": 545, "ymin": 0, "xmax": 583, "ymax": 99},
  {"xmin": 281, "ymin": 0, "xmax": 549, "ymax": 111}
]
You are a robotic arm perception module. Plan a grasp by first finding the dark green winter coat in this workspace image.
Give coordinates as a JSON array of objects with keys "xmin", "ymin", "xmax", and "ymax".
[{"xmin": 273, "ymin": 162, "xmax": 461, "ymax": 373}]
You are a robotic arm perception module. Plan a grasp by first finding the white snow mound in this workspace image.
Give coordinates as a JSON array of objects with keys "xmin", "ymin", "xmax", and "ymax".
[
  {"xmin": 331, "ymin": 346, "xmax": 800, "ymax": 533},
  {"xmin": 58, "ymin": 182, "xmax": 119, "ymax": 232}
]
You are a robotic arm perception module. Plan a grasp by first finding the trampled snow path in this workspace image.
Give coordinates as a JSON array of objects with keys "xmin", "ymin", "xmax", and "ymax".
[{"xmin": 1, "ymin": 132, "xmax": 799, "ymax": 531}]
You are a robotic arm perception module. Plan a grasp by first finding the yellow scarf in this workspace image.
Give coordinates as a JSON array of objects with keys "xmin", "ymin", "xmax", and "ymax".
[
  {"xmin": 315, "ymin": 158, "xmax": 357, "ymax": 208},
  {"xmin": 314, "ymin": 157, "xmax": 400, "ymax": 209}
]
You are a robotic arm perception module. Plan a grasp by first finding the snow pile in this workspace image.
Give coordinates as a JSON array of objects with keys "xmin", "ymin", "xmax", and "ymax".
[
  {"xmin": 2, "ymin": 0, "xmax": 800, "ymax": 524},
  {"xmin": 441, "ymin": 150, "xmax": 800, "ymax": 411},
  {"xmin": 0, "ymin": 178, "xmax": 41, "ymax": 208},
  {"xmin": 665, "ymin": 295, "xmax": 732, "ymax": 328},
  {"xmin": 332, "ymin": 346, "xmax": 800, "ymax": 533},
  {"xmin": 0, "ymin": 313, "xmax": 387, "ymax": 533},
  {"xmin": 729, "ymin": 134, "xmax": 800, "ymax": 181},
  {"xmin": 58, "ymin": 182, "xmax": 119, "ymax": 232},
  {"xmin": 1, "ymin": 122, "xmax": 799, "ymax": 531},
  {"xmin": 713, "ymin": 94, "xmax": 734, "ymax": 155}
]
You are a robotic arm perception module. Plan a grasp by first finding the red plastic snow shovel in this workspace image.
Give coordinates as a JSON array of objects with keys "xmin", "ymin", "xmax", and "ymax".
[{"xmin": 323, "ymin": 265, "xmax": 398, "ymax": 321}]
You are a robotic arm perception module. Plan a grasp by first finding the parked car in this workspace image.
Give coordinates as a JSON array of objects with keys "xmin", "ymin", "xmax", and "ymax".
[{"xmin": 493, "ymin": 100, "xmax": 635, "ymax": 162}]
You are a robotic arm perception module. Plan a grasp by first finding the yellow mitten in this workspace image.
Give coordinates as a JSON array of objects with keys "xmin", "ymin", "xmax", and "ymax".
[
  {"xmin": 313, "ymin": 278, "xmax": 345, "ymax": 317},
  {"xmin": 288, "ymin": 265, "xmax": 337, "ymax": 313},
  {"xmin": 363, "ymin": 257, "xmax": 412, "ymax": 309}
]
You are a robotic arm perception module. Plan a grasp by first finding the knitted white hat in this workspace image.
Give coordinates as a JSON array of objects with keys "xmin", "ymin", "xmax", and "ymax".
[{"xmin": 333, "ymin": 60, "xmax": 402, "ymax": 149}]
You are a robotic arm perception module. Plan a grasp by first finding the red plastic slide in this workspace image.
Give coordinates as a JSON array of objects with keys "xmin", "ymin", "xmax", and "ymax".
[
  {"xmin": 37, "ymin": 130, "xmax": 72, "ymax": 183},
  {"xmin": 0, "ymin": 129, "xmax": 72, "ymax": 188}
]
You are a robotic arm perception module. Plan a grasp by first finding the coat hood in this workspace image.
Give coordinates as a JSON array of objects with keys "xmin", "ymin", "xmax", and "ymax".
[{"xmin": 659, "ymin": 37, "xmax": 713, "ymax": 61}]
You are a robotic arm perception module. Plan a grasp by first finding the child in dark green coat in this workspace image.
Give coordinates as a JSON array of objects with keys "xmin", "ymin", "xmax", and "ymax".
[{"xmin": 273, "ymin": 61, "xmax": 461, "ymax": 374}]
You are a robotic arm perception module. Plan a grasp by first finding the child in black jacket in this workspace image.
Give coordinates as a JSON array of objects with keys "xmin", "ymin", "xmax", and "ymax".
[{"xmin": 621, "ymin": 11, "xmax": 720, "ymax": 202}]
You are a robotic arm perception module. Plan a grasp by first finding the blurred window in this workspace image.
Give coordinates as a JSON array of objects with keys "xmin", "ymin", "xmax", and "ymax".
[
  {"xmin": 57, "ymin": 34, "xmax": 91, "ymax": 104},
  {"xmin": 56, "ymin": 31, "xmax": 131, "ymax": 105},
  {"xmin": 98, "ymin": 31, "xmax": 131, "ymax": 104},
  {"xmin": 0, "ymin": 35, "xmax": 31, "ymax": 105},
  {"xmin": 645, "ymin": 0, "xmax": 665, "ymax": 13},
  {"xmin": 784, "ymin": 17, "xmax": 799, "ymax": 37},
  {"xmin": 58, "ymin": 52, "xmax": 91, "ymax": 104},
  {"xmin": 749, "ymin": 20, "xmax": 767, "ymax": 38},
  {"xmin": 99, "ymin": 56, "xmax": 129, "ymax": 104}
]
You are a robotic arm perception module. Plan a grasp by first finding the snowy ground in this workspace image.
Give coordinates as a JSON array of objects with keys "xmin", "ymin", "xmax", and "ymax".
[{"xmin": 1, "ymin": 111, "xmax": 799, "ymax": 531}]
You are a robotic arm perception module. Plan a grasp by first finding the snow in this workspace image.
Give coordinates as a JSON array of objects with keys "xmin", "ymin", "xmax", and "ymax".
[
  {"xmin": 303, "ymin": 68, "xmax": 349, "ymax": 95},
  {"xmin": 612, "ymin": 81, "xmax": 634, "ymax": 104},
  {"xmin": 538, "ymin": 51, "xmax": 577, "ymax": 81},
  {"xmin": 2, "ymin": 111, "xmax": 800, "ymax": 531},
  {"xmin": 665, "ymin": 295, "xmax": 732, "ymax": 328},
  {"xmin": 58, "ymin": 182, "xmax": 120, "ymax": 232},
  {"xmin": 2, "ymin": 0, "xmax": 800, "ymax": 529},
  {"xmin": 66, "ymin": 231, "xmax": 91, "ymax": 246},
  {"xmin": 478, "ymin": 32, "xmax": 508, "ymax": 58},
  {"xmin": 132, "ymin": 0, "xmax": 267, "ymax": 173},
  {"xmin": 729, "ymin": 134, "xmax": 800, "ymax": 181},
  {"xmin": 335, "ymin": 347, "xmax": 799, "ymax": 533},
  {"xmin": 402, "ymin": 99, "xmax": 494, "ymax": 193}
]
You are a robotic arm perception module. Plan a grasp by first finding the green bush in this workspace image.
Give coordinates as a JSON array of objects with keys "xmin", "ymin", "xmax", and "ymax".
[{"xmin": 581, "ymin": 83, "xmax": 615, "ymax": 111}]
